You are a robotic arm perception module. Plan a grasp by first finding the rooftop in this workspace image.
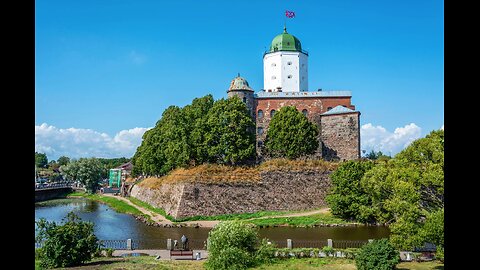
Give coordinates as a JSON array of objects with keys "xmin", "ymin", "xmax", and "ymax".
[
  {"xmin": 255, "ymin": 90, "xmax": 352, "ymax": 99},
  {"xmin": 321, "ymin": 105, "xmax": 357, "ymax": 115}
]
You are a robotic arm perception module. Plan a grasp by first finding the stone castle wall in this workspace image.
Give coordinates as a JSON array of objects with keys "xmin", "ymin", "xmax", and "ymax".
[
  {"xmin": 253, "ymin": 96, "xmax": 359, "ymax": 160},
  {"xmin": 320, "ymin": 112, "xmax": 360, "ymax": 160},
  {"xmin": 131, "ymin": 170, "xmax": 332, "ymax": 219}
]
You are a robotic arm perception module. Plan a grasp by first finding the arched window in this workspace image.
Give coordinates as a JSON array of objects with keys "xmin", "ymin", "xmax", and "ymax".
[
  {"xmin": 270, "ymin": 109, "xmax": 276, "ymax": 117},
  {"xmin": 257, "ymin": 127, "xmax": 264, "ymax": 135},
  {"xmin": 287, "ymin": 75, "xmax": 292, "ymax": 79},
  {"xmin": 287, "ymin": 61, "xmax": 292, "ymax": 65},
  {"xmin": 243, "ymin": 97, "xmax": 247, "ymax": 103},
  {"xmin": 257, "ymin": 110, "xmax": 264, "ymax": 119},
  {"xmin": 271, "ymin": 63, "xmax": 276, "ymax": 67},
  {"xmin": 302, "ymin": 109, "xmax": 308, "ymax": 116}
]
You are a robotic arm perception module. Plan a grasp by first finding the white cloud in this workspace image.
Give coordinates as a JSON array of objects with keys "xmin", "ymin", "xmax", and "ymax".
[
  {"xmin": 361, "ymin": 123, "xmax": 422, "ymax": 156},
  {"xmin": 35, "ymin": 123, "xmax": 151, "ymax": 160}
]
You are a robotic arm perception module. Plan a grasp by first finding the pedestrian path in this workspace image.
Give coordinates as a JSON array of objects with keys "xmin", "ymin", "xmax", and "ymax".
[{"xmin": 112, "ymin": 249, "xmax": 208, "ymax": 260}]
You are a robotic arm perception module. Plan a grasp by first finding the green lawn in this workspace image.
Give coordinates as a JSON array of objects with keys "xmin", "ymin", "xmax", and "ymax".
[
  {"xmin": 67, "ymin": 192, "xmax": 148, "ymax": 220},
  {"xmin": 35, "ymin": 257, "xmax": 444, "ymax": 270},
  {"xmin": 249, "ymin": 212, "xmax": 348, "ymax": 227}
]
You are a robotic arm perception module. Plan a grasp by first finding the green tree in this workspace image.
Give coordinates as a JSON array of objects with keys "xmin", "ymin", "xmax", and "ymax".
[
  {"xmin": 184, "ymin": 94, "xmax": 215, "ymax": 164},
  {"xmin": 61, "ymin": 158, "xmax": 104, "ymax": 193},
  {"xmin": 204, "ymin": 97, "xmax": 255, "ymax": 165},
  {"xmin": 35, "ymin": 212, "xmax": 99, "ymax": 268},
  {"xmin": 264, "ymin": 106, "xmax": 319, "ymax": 159},
  {"xmin": 326, "ymin": 160, "xmax": 376, "ymax": 222},
  {"xmin": 35, "ymin": 152, "xmax": 48, "ymax": 168},
  {"xmin": 360, "ymin": 130, "xmax": 444, "ymax": 250},
  {"xmin": 132, "ymin": 95, "xmax": 255, "ymax": 175},
  {"xmin": 205, "ymin": 221, "xmax": 259, "ymax": 270},
  {"xmin": 57, "ymin": 156, "xmax": 71, "ymax": 166},
  {"xmin": 355, "ymin": 238, "xmax": 399, "ymax": 270}
]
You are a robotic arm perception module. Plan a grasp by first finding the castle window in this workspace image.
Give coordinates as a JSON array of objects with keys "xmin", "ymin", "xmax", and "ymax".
[
  {"xmin": 243, "ymin": 97, "xmax": 247, "ymax": 103},
  {"xmin": 257, "ymin": 141, "xmax": 263, "ymax": 147},
  {"xmin": 257, "ymin": 127, "xmax": 264, "ymax": 135},
  {"xmin": 287, "ymin": 61, "xmax": 292, "ymax": 65},
  {"xmin": 270, "ymin": 109, "xmax": 276, "ymax": 117},
  {"xmin": 287, "ymin": 75, "xmax": 292, "ymax": 79},
  {"xmin": 302, "ymin": 109, "xmax": 308, "ymax": 116},
  {"xmin": 271, "ymin": 76, "xmax": 276, "ymax": 80},
  {"xmin": 271, "ymin": 63, "xmax": 276, "ymax": 67},
  {"xmin": 257, "ymin": 110, "xmax": 263, "ymax": 119}
]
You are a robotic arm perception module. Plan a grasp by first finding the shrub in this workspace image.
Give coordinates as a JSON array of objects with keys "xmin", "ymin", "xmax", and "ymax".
[
  {"xmin": 105, "ymin": 248, "xmax": 114, "ymax": 257},
  {"xmin": 322, "ymin": 246, "xmax": 335, "ymax": 257},
  {"xmin": 255, "ymin": 239, "xmax": 276, "ymax": 264},
  {"xmin": 205, "ymin": 221, "xmax": 258, "ymax": 270},
  {"xmin": 435, "ymin": 246, "xmax": 444, "ymax": 263},
  {"xmin": 35, "ymin": 212, "xmax": 99, "ymax": 268},
  {"xmin": 355, "ymin": 239, "xmax": 399, "ymax": 270}
]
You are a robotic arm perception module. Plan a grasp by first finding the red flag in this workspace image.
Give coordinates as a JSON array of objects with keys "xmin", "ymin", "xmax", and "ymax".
[{"xmin": 285, "ymin": 10, "xmax": 295, "ymax": 18}]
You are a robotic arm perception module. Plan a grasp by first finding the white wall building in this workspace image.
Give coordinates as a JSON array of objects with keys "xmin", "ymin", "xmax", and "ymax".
[{"xmin": 263, "ymin": 26, "xmax": 308, "ymax": 92}]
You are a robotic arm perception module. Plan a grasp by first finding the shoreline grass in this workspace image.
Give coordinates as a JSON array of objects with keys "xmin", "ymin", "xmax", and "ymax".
[
  {"xmin": 248, "ymin": 212, "xmax": 349, "ymax": 227},
  {"xmin": 67, "ymin": 191, "xmax": 149, "ymax": 221}
]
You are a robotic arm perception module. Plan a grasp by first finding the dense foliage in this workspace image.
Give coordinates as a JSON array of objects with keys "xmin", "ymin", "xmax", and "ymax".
[
  {"xmin": 35, "ymin": 212, "xmax": 99, "ymax": 268},
  {"xmin": 327, "ymin": 130, "xmax": 444, "ymax": 252},
  {"xmin": 57, "ymin": 156, "xmax": 71, "ymax": 166},
  {"xmin": 35, "ymin": 152, "xmax": 48, "ymax": 168},
  {"xmin": 355, "ymin": 239, "xmax": 399, "ymax": 270},
  {"xmin": 61, "ymin": 158, "xmax": 104, "ymax": 193},
  {"xmin": 205, "ymin": 221, "xmax": 260, "ymax": 270},
  {"xmin": 325, "ymin": 160, "xmax": 375, "ymax": 223},
  {"xmin": 361, "ymin": 130, "xmax": 444, "ymax": 250},
  {"xmin": 365, "ymin": 150, "xmax": 391, "ymax": 161},
  {"xmin": 264, "ymin": 106, "xmax": 319, "ymax": 159},
  {"xmin": 132, "ymin": 95, "xmax": 255, "ymax": 176}
]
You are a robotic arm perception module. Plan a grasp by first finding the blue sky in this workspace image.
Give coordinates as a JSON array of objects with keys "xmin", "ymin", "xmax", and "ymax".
[{"xmin": 35, "ymin": 0, "xmax": 444, "ymax": 160}]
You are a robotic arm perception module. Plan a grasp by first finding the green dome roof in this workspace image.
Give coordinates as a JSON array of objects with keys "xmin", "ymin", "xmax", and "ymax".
[
  {"xmin": 228, "ymin": 74, "xmax": 254, "ymax": 92},
  {"xmin": 269, "ymin": 26, "xmax": 302, "ymax": 53}
]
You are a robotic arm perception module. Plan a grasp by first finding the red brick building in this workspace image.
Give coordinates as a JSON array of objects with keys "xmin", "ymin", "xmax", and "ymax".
[{"xmin": 227, "ymin": 27, "xmax": 361, "ymax": 161}]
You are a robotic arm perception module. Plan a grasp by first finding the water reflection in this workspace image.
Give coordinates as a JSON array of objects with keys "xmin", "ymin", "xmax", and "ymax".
[{"xmin": 35, "ymin": 199, "xmax": 390, "ymax": 244}]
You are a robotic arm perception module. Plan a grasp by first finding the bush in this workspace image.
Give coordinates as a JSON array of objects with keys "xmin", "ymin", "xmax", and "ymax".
[
  {"xmin": 105, "ymin": 248, "xmax": 114, "ymax": 257},
  {"xmin": 205, "ymin": 221, "xmax": 258, "ymax": 270},
  {"xmin": 435, "ymin": 246, "xmax": 444, "ymax": 263},
  {"xmin": 355, "ymin": 239, "xmax": 399, "ymax": 270},
  {"xmin": 35, "ymin": 212, "xmax": 99, "ymax": 268},
  {"xmin": 255, "ymin": 239, "xmax": 276, "ymax": 264},
  {"xmin": 322, "ymin": 246, "xmax": 335, "ymax": 257}
]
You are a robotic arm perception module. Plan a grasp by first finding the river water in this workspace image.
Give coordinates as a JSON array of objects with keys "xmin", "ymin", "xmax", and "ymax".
[{"xmin": 35, "ymin": 198, "xmax": 390, "ymax": 249}]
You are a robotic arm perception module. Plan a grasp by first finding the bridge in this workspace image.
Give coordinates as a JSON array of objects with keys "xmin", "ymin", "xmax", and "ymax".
[{"xmin": 35, "ymin": 181, "xmax": 85, "ymax": 202}]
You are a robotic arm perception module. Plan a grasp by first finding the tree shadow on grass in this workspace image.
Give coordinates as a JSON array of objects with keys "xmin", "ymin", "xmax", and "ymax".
[{"xmin": 434, "ymin": 266, "xmax": 444, "ymax": 270}]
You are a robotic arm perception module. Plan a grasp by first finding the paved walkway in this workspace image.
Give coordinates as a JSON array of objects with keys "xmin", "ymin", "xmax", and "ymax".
[
  {"xmin": 102, "ymin": 193, "xmax": 330, "ymax": 228},
  {"xmin": 112, "ymin": 249, "xmax": 208, "ymax": 260}
]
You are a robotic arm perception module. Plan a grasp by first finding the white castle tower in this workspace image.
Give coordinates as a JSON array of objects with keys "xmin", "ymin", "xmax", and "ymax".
[{"xmin": 263, "ymin": 26, "xmax": 308, "ymax": 92}]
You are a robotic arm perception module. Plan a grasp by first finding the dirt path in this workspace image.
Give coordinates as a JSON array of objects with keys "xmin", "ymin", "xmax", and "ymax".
[
  {"xmin": 102, "ymin": 194, "xmax": 330, "ymax": 228},
  {"xmin": 102, "ymin": 194, "xmax": 173, "ymax": 225}
]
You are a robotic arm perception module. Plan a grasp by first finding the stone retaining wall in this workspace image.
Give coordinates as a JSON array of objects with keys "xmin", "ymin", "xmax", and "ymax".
[{"xmin": 131, "ymin": 170, "xmax": 332, "ymax": 219}]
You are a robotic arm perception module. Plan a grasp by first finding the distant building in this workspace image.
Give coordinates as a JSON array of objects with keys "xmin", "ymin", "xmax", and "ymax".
[
  {"xmin": 107, "ymin": 161, "xmax": 132, "ymax": 194},
  {"xmin": 227, "ymin": 26, "xmax": 361, "ymax": 161}
]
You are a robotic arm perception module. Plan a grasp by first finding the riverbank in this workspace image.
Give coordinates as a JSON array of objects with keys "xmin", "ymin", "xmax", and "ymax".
[
  {"xmin": 35, "ymin": 256, "xmax": 444, "ymax": 270},
  {"xmin": 67, "ymin": 191, "xmax": 362, "ymax": 228}
]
